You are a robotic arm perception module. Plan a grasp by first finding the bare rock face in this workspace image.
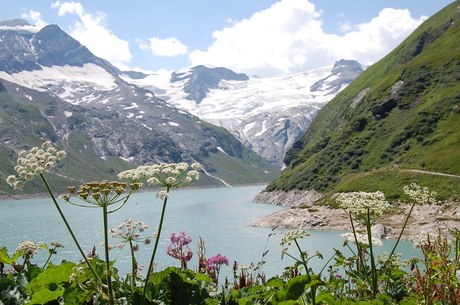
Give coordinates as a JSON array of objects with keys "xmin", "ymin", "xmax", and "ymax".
[
  {"xmin": 252, "ymin": 189, "xmax": 323, "ymax": 207},
  {"xmin": 252, "ymin": 191, "xmax": 460, "ymax": 241},
  {"xmin": 251, "ymin": 206, "xmax": 351, "ymax": 231}
]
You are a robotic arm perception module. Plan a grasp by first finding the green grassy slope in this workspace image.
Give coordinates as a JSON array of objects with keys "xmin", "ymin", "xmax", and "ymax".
[{"xmin": 267, "ymin": 1, "xmax": 460, "ymax": 202}]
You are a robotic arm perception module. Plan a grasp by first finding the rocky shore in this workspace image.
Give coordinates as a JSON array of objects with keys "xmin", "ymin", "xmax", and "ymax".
[{"xmin": 252, "ymin": 190, "xmax": 460, "ymax": 240}]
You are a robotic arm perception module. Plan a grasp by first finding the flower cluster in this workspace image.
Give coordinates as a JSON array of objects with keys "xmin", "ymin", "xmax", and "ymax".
[
  {"xmin": 341, "ymin": 232, "xmax": 383, "ymax": 247},
  {"xmin": 108, "ymin": 219, "xmax": 151, "ymax": 251},
  {"xmin": 166, "ymin": 232, "xmax": 193, "ymax": 268},
  {"xmin": 15, "ymin": 241, "xmax": 39, "ymax": 257},
  {"xmin": 118, "ymin": 162, "xmax": 203, "ymax": 190},
  {"xmin": 206, "ymin": 253, "xmax": 229, "ymax": 270},
  {"xmin": 60, "ymin": 180, "xmax": 141, "ymax": 208},
  {"xmin": 403, "ymin": 183, "xmax": 438, "ymax": 205},
  {"xmin": 336, "ymin": 191, "xmax": 391, "ymax": 224},
  {"xmin": 6, "ymin": 141, "xmax": 66, "ymax": 190},
  {"xmin": 280, "ymin": 229, "xmax": 311, "ymax": 247}
]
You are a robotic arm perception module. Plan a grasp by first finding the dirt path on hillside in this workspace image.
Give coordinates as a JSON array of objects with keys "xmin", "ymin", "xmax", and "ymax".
[{"xmin": 401, "ymin": 169, "xmax": 460, "ymax": 178}]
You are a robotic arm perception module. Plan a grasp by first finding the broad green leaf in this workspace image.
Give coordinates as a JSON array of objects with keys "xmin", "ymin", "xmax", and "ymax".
[
  {"xmin": 266, "ymin": 277, "xmax": 285, "ymax": 288},
  {"xmin": 0, "ymin": 246, "xmax": 21, "ymax": 265},
  {"xmin": 26, "ymin": 262, "xmax": 75, "ymax": 296}
]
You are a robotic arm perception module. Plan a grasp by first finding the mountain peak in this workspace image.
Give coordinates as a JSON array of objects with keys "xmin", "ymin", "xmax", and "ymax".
[
  {"xmin": 0, "ymin": 19, "xmax": 30, "ymax": 27},
  {"xmin": 310, "ymin": 59, "xmax": 364, "ymax": 94},
  {"xmin": 170, "ymin": 65, "xmax": 249, "ymax": 103}
]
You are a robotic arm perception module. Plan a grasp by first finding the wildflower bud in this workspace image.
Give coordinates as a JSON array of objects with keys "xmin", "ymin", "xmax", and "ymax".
[
  {"xmin": 67, "ymin": 186, "xmax": 76, "ymax": 193},
  {"xmin": 42, "ymin": 141, "xmax": 51, "ymax": 149},
  {"xmin": 56, "ymin": 151, "xmax": 66, "ymax": 160},
  {"xmin": 6, "ymin": 175, "xmax": 17, "ymax": 187},
  {"xmin": 116, "ymin": 186, "xmax": 126, "ymax": 194},
  {"xmin": 156, "ymin": 191, "xmax": 169, "ymax": 200},
  {"xmin": 60, "ymin": 194, "xmax": 71, "ymax": 201},
  {"xmin": 144, "ymin": 238, "xmax": 151, "ymax": 245},
  {"xmin": 165, "ymin": 177, "xmax": 176, "ymax": 184},
  {"xmin": 191, "ymin": 163, "xmax": 203, "ymax": 170},
  {"xmin": 147, "ymin": 177, "xmax": 160, "ymax": 185},
  {"xmin": 132, "ymin": 244, "xmax": 139, "ymax": 252},
  {"xmin": 92, "ymin": 192, "xmax": 101, "ymax": 199}
]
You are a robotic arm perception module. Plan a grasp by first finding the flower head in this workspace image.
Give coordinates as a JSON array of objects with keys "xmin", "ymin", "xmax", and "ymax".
[
  {"xmin": 341, "ymin": 232, "xmax": 383, "ymax": 247},
  {"xmin": 16, "ymin": 241, "xmax": 39, "ymax": 257},
  {"xmin": 403, "ymin": 183, "xmax": 437, "ymax": 205},
  {"xmin": 206, "ymin": 253, "xmax": 229, "ymax": 270},
  {"xmin": 336, "ymin": 191, "xmax": 390, "ymax": 224},
  {"xmin": 118, "ymin": 162, "xmax": 203, "ymax": 190},
  {"xmin": 166, "ymin": 232, "xmax": 193, "ymax": 268},
  {"xmin": 280, "ymin": 229, "xmax": 311, "ymax": 247},
  {"xmin": 6, "ymin": 141, "xmax": 66, "ymax": 190},
  {"xmin": 61, "ymin": 180, "xmax": 138, "ymax": 208},
  {"xmin": 108, "ymin": 219, "xmax": 151, "ymax": 251}
]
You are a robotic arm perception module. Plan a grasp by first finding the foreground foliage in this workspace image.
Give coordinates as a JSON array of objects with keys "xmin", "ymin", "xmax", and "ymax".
[{"xmin": 2, "ymin": 141, "xmax": 459, "ymax": 304}]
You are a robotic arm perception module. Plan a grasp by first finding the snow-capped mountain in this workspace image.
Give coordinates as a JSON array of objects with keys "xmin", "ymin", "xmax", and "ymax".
[
  {"xmin": 122, "ymin": 60, "xmax": 364, "ymax": 168},
  {"xmin": 0, "ymin": 20, "xmax": 279, "ymax": 194}
]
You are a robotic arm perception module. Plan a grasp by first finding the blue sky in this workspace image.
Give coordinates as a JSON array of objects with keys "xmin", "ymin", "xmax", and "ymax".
[{"xmin": 0, "ymin": 0, "xmax": 454, "ymax": 77}]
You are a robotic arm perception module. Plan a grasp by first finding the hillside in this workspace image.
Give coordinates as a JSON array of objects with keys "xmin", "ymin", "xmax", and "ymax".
[{"xmin": 266, "ymin": 1, "xmax": 460, "ymax": 202}]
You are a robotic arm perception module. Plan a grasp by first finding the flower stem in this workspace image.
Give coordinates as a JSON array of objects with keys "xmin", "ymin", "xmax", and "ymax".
[
  {"xmin": 141, "ymin": 187, "xmax": 170, "ymax": 305},
  {"xmin": 383, "ymin": 202, "xmax": 416, "ymax": 270},
  {"xmin": 102, "ymin": 204, "xmax": 114, "ymax": 304},
  {"xmin": 42, "ymin": 246, "xmax": 56, "ymax": 269},
  {"xmin": 366, "ymin": 210, "xmax": 378, "ymax": 297},
  {"xmin": 348, "ymin": 213, "xmax": 364, "ymax": 274},
  {"xmin": 39, "ymin": 174, "xmax": 101, "ymax": 283},
  {"xmin": 129, "ymin": 240, "xmax": 136, "ymax": 288}
]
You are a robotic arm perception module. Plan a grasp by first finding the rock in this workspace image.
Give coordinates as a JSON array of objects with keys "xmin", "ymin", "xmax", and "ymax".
[
  {"xmin": 252, "ymin": 189, "xmax": 323, "ymax": 207},
  {"xmin": 371, "ymin": 224, "xmax": 393, "ymax": 239}
]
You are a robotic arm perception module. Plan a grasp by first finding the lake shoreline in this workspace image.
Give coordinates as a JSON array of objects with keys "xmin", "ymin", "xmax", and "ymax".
[
  {"xmin": 0, "ymin": 183, "xmax": 269, "ymax": 202},
  {"xmin": 252, "ymin": 190, "xmax": 460, "ymax": 241}
]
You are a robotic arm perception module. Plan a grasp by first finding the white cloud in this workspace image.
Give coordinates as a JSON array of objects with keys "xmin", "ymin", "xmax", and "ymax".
[
  {"xmin": 22, "ymin": 10, "xmax": 48, "ymax": 29},
  {"xmin": 189, "ymin": 0, "xmax": 426, "ymax": 77},
  {"xmin": 139, "ymin": 37, "xmax": 188, "ymax": 57},
  {"xmin": 51, "ymin": 1, "xmax": 132, "ymax": 66}
]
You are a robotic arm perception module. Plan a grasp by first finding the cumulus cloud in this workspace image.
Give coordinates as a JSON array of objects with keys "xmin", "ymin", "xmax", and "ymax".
[
  {"xmin": 22, "ymin": 10, "xmax": 48, "ymax": 29},
  {"xmin": 189, "ymin": 0, "xmax": 426, "ymax": 77},
  {"xmin": 51, "ymin": 1, "xmax": 132, "ymax": 67},
  {"xmin": 139, "ymin": 37, "xmax": 188, "ymax": 57}
]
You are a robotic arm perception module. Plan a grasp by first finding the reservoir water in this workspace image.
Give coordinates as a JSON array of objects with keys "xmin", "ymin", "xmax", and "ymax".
[{"xmin": 0, "ymin": 185, "xmax": 418, "ymax": 280}]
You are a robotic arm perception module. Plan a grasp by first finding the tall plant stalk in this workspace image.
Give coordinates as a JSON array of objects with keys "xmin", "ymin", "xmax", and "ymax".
[
  {"xmin": 102, "ymin": 204, "xmax": 114, "ymax": 304},
  {"xmin": 365, "ymin": 209, "xmax": 378, "ymax": 297},
  {"xmin": 382, "ymin": 202, "xmax": 416, "ymax": 270},
  {"xmin": 40, "ymin": 174, "xmax": 101, "ymax": 283},
  {"xmin": 141, "ymin": 186, "xmax": 170, "ymax": 305}
]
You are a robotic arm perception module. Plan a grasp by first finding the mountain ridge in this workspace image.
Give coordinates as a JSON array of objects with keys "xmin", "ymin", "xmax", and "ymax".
[
  {"xmin": 123, "ymin": 59, "xmax": 364, "ymax": 168},
  {"xmin": 263, "ymin": 1, "xmax": 460, "ymax": 202},
  {"xmin": 0, "ymin": 21, "xmax": 280, "ymax": 197}
]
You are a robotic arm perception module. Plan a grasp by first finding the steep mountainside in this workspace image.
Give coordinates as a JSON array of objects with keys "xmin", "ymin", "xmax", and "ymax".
[
  {"xmin": 266, "ymin": 2, "xmax": 460, "ymax": 202},
  {"xmin": 0, "ymin": 21, "xmax": 280, "ymax": 197},
  {"xmin": 122, "ymin": 60, "xmax": 363, "ymax": 168}
]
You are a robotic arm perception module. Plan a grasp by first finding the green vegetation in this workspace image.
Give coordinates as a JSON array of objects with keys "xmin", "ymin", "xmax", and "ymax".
[
  {"xmin": 268, "ymin": 2, "xmax": 460, "ymax": 199},
  {"xmin": 2, "ymin": 146, "xmax": 459, "ymax": 304}
]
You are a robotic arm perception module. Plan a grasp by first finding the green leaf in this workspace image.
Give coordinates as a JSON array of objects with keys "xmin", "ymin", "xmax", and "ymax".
[
  {"xmin": 265, "ymin": 277, "xmax": 285, "ymax": 288},
  {"xmin": 0, "ymin": 247, "xmax": 21, "ymax": 265},
  {"xmin": 194, "ymin": 272, "xmax": 212, "ymax": 282},
  {"xmin": 27, "ymin": 288, "xmax": 63, "ymax": 305},
  {"xmin": 26, "ymin": 262, "xmax": 75, "ymax": 304}
]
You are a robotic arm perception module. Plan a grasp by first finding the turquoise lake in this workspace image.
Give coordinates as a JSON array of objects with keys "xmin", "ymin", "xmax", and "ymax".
[{"xmin": 0, "ymin": 185, "xmax": 419, "ymax": 280}]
